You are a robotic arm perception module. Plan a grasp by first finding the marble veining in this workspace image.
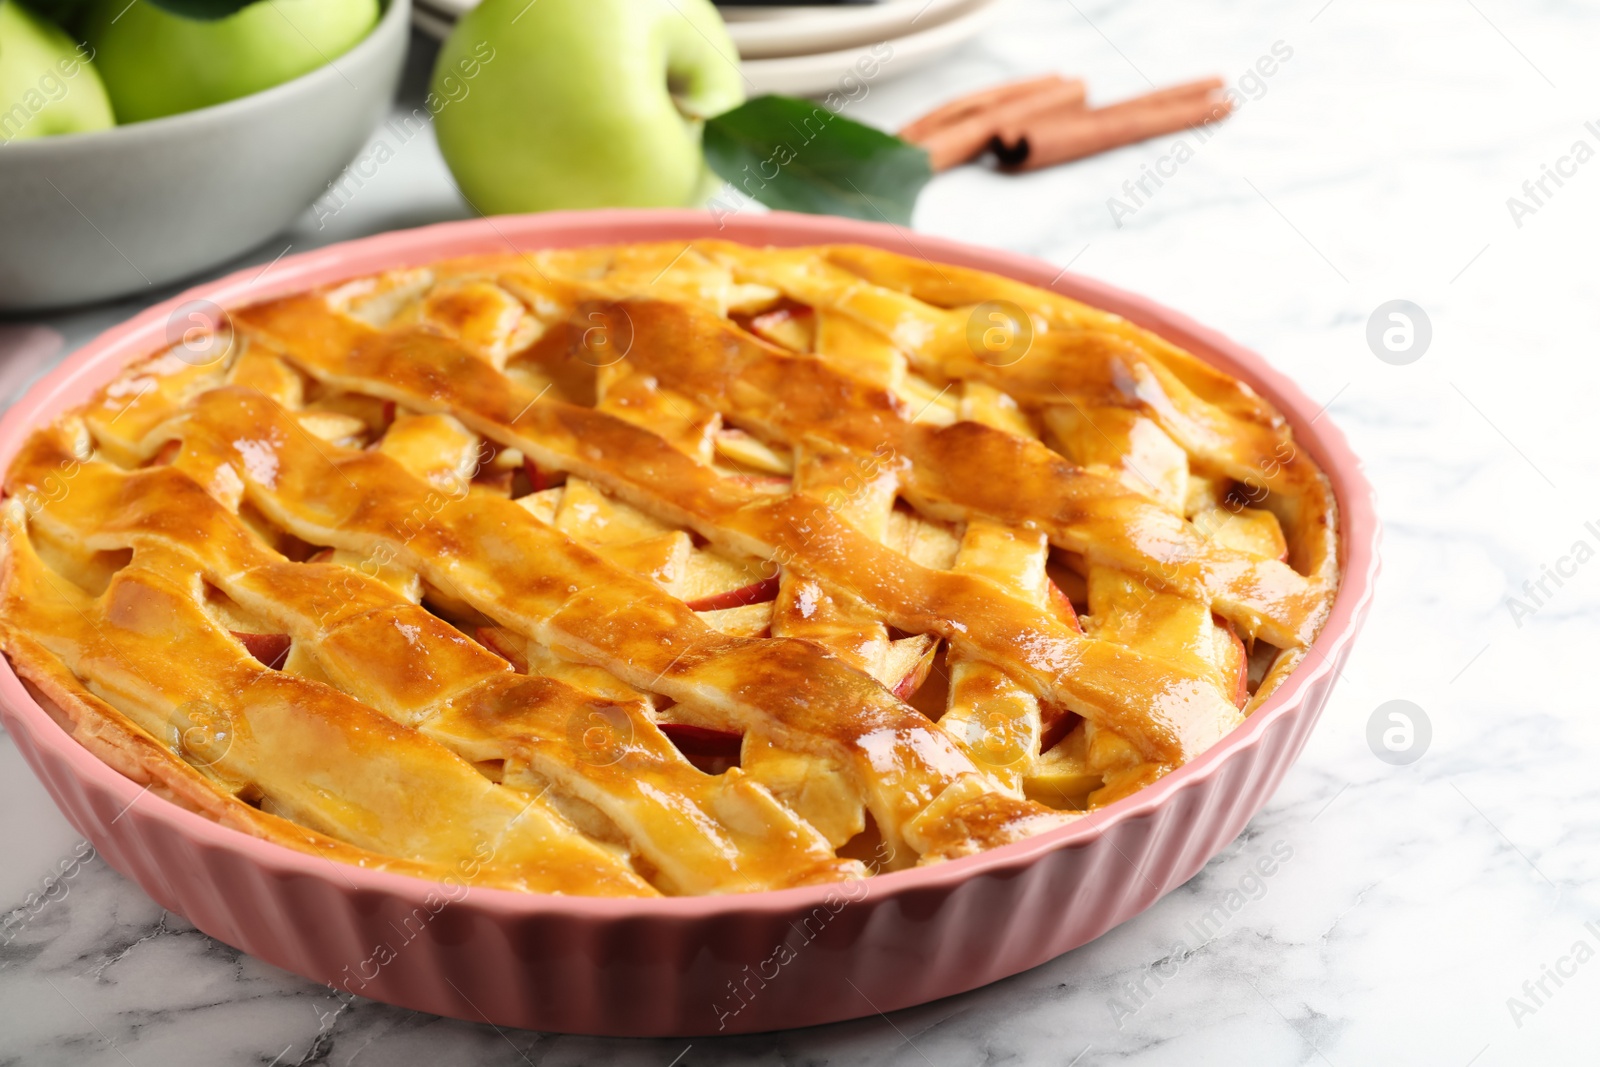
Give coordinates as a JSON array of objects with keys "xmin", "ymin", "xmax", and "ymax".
[{"xmin": 3, "ymin": 0, "xmax": 1597, "ymax": 1062}]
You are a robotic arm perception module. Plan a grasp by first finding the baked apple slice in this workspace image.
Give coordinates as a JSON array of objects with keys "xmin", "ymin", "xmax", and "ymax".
[
  {"xmin": 1048, "ymin": 579, "xmax": 1082, "ymax": 632},
  {"xmin": 1214, "ymin": 614, "xmax": 1249, "ymax": 709},
  {"xmin": 474, "ymin": 625, "xmax": 529, "ymax": 673},
  {"xmin": 886, "ymin": 634, "xmax": 940, "ymax": 700},
  {"xmin": 231, "ymin": 631, "xmax": 291, "ymax": 670},
  {"xmin": 712, "ymin": 426, "xmax": 793, "ymax": 476},
  {"xmin": 741, "ymin": 301, "xmax": 815, "ymax": 352},
  {"xmin": 522, "ymin": 455, "xmax": 561, "ymax": 493},
  {"xmin": 1192, "ymin": 504, "xmax": 1289, "ymax": 562},
  {"xmin": 684, "ymin": 576, "xmax": 780, "ymax": 612},
  {"xmin": 657, "ymin": 722, "xmax": 743, "ymax": 774}
]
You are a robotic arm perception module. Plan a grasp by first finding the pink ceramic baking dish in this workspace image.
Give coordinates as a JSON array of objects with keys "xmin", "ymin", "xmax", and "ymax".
[{"xmin": 0, "ymin": 209, "xmax": 1378, "ymax": 1036}]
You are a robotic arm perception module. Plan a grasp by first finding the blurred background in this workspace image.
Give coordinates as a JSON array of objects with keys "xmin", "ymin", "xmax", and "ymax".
[{"xmin": 2, "ymin": 0, "xmax": 1597, "ymax": 1063}]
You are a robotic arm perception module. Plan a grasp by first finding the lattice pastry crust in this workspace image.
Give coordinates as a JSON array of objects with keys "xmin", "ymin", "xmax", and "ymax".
[{"xmin": 0, "ymin": 241, "xmax": 1338, "ymax": 897}]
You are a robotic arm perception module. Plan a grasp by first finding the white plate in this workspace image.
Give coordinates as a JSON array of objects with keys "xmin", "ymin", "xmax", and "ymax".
[
  {"xmin": 742, "ymin": 0, "xmax": 999, "ymax": 96},
  {"xmin": 413, "ymin": 0, "xmax": 977, "ymax": 60},
  {"xmin": 719, "ymin": 0, "xmax": 971, "ymax": 59}
]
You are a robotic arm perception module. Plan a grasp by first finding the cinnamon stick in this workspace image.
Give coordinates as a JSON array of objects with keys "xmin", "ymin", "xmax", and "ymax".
[
  {"xmin": 899, "ymin": 75, "xmax": 1087, "ymax": 172},
  {"xmin": 899, "ymin": 74, "xmax": 1079, "ymax": 142},
  {"xmin": 1081, "ymin": 76, "xmax": 1223, "ymax": 122},
  {"xmin": 993, "ymin": 78, "xmax": 1232, "ymax": 171}
]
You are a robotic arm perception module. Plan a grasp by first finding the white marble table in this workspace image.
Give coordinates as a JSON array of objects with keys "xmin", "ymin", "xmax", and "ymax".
[{"xmin": 3, "ymin": 1, "xmax": 1595, "ymax": 1062}]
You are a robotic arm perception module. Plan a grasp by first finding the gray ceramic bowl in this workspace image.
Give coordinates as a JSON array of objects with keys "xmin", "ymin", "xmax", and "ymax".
[{"xmin": 0, "ymin": 0, "xmax": 410, "ymax": 312}]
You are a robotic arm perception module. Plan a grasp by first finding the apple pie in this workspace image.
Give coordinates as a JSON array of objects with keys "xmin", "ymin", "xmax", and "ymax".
[{"xmin": 0, "ymin": 241, "xmax": 1339, "ymax": 897}]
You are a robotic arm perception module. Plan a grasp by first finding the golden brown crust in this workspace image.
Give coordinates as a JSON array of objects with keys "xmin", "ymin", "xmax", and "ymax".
[
  {"xmin": 0, "ymin": 241, "xmax": 1338, "ymax": 895},
  {"xmin": 3, "ymin": 629, "xmax": 541, "ymax": 889}
]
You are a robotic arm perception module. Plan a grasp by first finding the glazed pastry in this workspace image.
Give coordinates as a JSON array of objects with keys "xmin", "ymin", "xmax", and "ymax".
[{"xmin": 0, "ymin": 241, "xmax": 1338, "ymax": 896}]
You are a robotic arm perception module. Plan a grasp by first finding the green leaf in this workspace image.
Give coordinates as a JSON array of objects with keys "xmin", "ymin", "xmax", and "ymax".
[
  {"xmin": 703, "ymin": 94, "xmax": 931, "ymax": 226},
  {"xmin": 144, "ymin": 0, "xmax": 262, "ymax": 18}
]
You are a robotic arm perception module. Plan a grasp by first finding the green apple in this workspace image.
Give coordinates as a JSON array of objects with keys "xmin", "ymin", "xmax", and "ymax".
[
  {"xmin": 433, "ymin": 0, "xmax": 744, "ymax": 214},
  {"xmin": 82, "ymin": 0, "xmax": 379, "ymax": 123},
  {"xmin": 0, "ymin": 0, "xmax": 114, "ymax": 143}
]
